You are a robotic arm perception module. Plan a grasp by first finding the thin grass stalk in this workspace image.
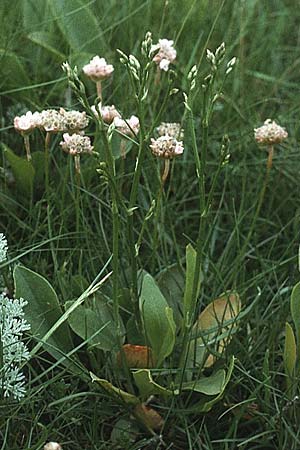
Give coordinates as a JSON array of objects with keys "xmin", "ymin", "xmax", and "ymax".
[
  {"xmin": 127, "ymin": 101, "xmax": 146, "ymax": 328},
  {"xmin": 227, "ymin": 145, "xmax": 274, "ymax": 286},
  {"xmin": 177, "ymin": 107, "xmax": 208, "ymax": 382}
]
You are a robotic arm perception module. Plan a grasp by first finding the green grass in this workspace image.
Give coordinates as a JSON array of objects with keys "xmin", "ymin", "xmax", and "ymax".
[{"xmin": 1, "ymin": 0, "xmax": 300, "ymax": 448}]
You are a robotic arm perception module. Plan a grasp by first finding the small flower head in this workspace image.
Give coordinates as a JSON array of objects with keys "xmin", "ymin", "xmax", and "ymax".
[
  {"xmin": 150, "ymin": 135, "xmax": 184, "ymax": 159},
  {"xmin": 0, "ymin": 233, "xmax": 8, "ymax": 263},
  {"xmin": 13, "ymin": 111, "xmax": 40, "ymax": 134},
  {"xmin": 60, "ymin": 133, "xmax": 93, "ymax": 156},
  {"xmin": 59, "ymin": 108, "xmax": 89, "ymax": 132},
  {"xmin": 113, "ymin": 115, "xmax": 140, "ymax": 137},
  {"xmin": 44, "ymin": 443, "xmax": 62, "ymax": 450},
  {"xmin": 91, "ymin": 104, "xmax": 121, "ymax": 124},
  {"xmin": 152, "ymin": 39, "xmax": 177, "ymax": 71},
  {"xmin": 38, "ymin": 109, "xmax": 67, "ymax": 133},
  {"xmin": 254, "ymin": 119, "xmax": 288, "ymax": 146},
  {"xmin": 157, "ymin": 122, "xmax": 184, "ymax": 140},
  {"xmin": 83, "ymin": 56, "xmax": 114, "ymax": 82}
]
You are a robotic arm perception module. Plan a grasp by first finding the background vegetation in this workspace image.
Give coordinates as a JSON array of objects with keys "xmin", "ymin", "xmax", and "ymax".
[{"xmin": 1, "ymin": 0, "xmax": 300, "ymax": 448}]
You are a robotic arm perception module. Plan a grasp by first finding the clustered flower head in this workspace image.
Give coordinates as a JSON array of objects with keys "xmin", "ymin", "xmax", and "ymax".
[
  {"xmin": 59, "ymin": 108, "xmax": 89, "ymax": 131},
  {"xmin": 13, "ymin": 111, "xmax": 41, "ymax": 134},
  {"xmin": 37, "ymin": 109, "xmax": 67, "ymax": 133},
  {"xmin": 113, "ymin": 115, "xmax": 140, "ymax": 137},
  {"xmin": 152, "ymin": 39, "xmax": 177, "ymax": 71},
  {"xmin": 60, "ymin": 133, "xmax": 93, "ymax": 156},
  {"xmin": 83, "ymin": 56, "xmax": 114, "ymax": 82},
  {"xmin": 44, "ymin": 443, "xmax": 62, "ymax": 450},
  {"xmin": 0, "ymin": 233, "xmax": 8, "ymax": 263},
  {"xmin": 91, "ymin": 104, "xmax": 121, "ymax": 124},
  {"xmin": 254, "ymin": 119, "xmax": 288, "ymax": 146},
  {"xmin": 0, "ymin": 292, "xmax": 31, "ymax": 400},
  {"xmin": 157, "ymin": 122, "xmax": 184, "ymax": 140},
  {"xmin": 14, "ymin": 109, "xmax": 89, "ymax": 135},
  {"xmin": 150, "ymin": 135, "xmax": 184, "ymax": 159}
]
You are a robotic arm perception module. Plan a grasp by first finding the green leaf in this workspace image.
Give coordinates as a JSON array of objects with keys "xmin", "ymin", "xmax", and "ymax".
[
  {"xmin": 183, "ymin": 244, "xmax": 201, "ymax": 322},
  {"xmin": 22, "ymin": 0, "xmax": 49, "ymax": 31},
  {"xmin": 190, "ymin": 356, "xmax": 235, "ymax": 412},
  {"xmin": 49, "ymin": 0, "xmax": 107, "ymax": 54},
  {"xmin": 133, "ymin": 369, "xmax": 173, "ymax": 398},
  {"xmin": 180, "ymin": 370, "xmax": 226, "ymax": 395},
  {"xmin": 139, "ymin": 273, "xmax": 176, "ymax": 366},
  {"xmin": 157, "ymin": 264, "xmax": 185, "ymax": 327},
  {"xmin": 90, "ymin": 372, "xmax": 139, "ymax": 405},
  {"xmin": 284, "ymin": 322, "xmax": 296, "ymax": 378},
  {"xmin": 291, "ymin": 282, "xmax": 300, "ymax": 346},
  {"xmin": 14, "ymin": 265, "xmax": 74, "ymax": 363},
  {"xmin": 28, "ymin": 31, "xmax": 65, "ymax": 59},
  {"xmin": 0, "ymin": 50, "xmax": 31, "ymax": 94},
  {"xmin": 191, "ymin": 292, "xmax": 241, "ymax": 368},
  {"xmin": 31, "ymin": 151, "xmax": 46, "ymax": 189},
  {"xmin": 111, "ymin": 418, "xmax": 138, "ymax": 446},
  {"xmin": 3, "ymin": 145, "xmax": 34, "ymax": 197},
  {"xmin": 66, "ymin": 296, "xmax": 124, "ymax": 351}
]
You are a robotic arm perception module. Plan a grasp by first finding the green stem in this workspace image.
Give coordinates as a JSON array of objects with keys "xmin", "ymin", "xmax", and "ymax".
[
  {"xmin": 127, "ymin": 102, "xmax": 146, "ymax": 327},
  {"xmin": 44, "ymin": 132, "xmax": 51, "ymax": 204},
  {"xmin": 177, "ymin": 110, "xmax": 208, "ymax": 383},
  {"xmin": 74, "ymin": 155, "xmax": 81, "ymax": 234}
]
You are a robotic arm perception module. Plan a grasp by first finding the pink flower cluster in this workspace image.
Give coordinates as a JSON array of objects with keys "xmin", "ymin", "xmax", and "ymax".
[
  {"xmin": 83, "ymin": 56, "xmax": 114, "ymax": 82},
  {"xmin": 150, "ymin": 135, "xmax": 184, "ymax": 159},
  {"xmin": 152, "ymin": 39, "xmax": 177, "ymax": 71},
  {"xmin": 254, "ymin": 119, "xmax": 288, "ymax": 146}
]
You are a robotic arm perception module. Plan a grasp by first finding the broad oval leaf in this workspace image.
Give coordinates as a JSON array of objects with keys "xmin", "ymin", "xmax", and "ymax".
[
  {"xmin": 180, "ymin": 369, "xmax": 226, "ymax": 395},
  {"xmin": 291, "ymin": 282, "xmax": 300, "ymax": 345},
  {"xmin": 4, "ymin": 145, "xmax": 34, "ymax": 197},
  {"xmin": 139, "ymin": 273, "xmax": 176, "ymax": 366},
  {"xmin": 284, "ymin": 322, "xmax": 296, "ymax": 378},
  {"xmin": 191, "ymin": 292, "xmax": 241, "ymax": 368},
  {"xmin": 14, "ymin": 265, "xmax": 73, "ymax": 363},
  {"xmin": 66, "ymin": 296, "xmax": 124, "ymax": 352},
  {"xmin": 189, "ymin": 356, "xmax": 235, "ymax": 413},
  {"xmin": 49, "ymin": 0, "xmax": 107, "ymax": 54}
]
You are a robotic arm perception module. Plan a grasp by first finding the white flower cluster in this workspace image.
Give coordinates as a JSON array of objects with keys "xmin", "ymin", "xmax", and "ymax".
[
  {"xmin": 254, "ymin": 119, "xmax": 288, "ymax": 146},
  {"xmin": 60, "ymin": 133, "xmax": 94, "ymax": 156},
  {"xmin": 0, "ymin": 233, "xmax": 8, "ymax": 263},
  {"xmin": 152, "ymin": 39, "xmax": 177, "ymax": 71},
  {"xmin": 14, "ymin": 108, "xmax": 89, "ymax": 134},
  {"xmin": 113, "ymin": 115, "xmax": 140, "ymax": 137},
  {"xmin": 44, "ymin": 443, "xmax": 62, "ymax": 450},
  {"xmin": 83, "ymin": 56, "xmax": 114, "ymax": 82},
  {"xmin": 0, "ymin": 293, "xmax": 30, "ymax": 400},
  {"xmin": 157, "ymin": 122, "xmax": 184, "ymax": 140},
  {"xmin": 150, "ymin": 135, "xmax": 184, "ymax": 159},
  {"xmin": 91, "ymin": 104, "xmax": 121, "ymax": 124}
]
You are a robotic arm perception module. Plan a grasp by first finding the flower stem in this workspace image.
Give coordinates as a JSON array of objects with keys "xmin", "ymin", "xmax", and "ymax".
[
  {"xmin": 44, "ymin": 132, "xmax": 51, "ymax": 204},
  {"xmin": 161, "ymin": 158, "xmax": 170, "ymax": 184},
  {"xmin": 74, "ymin": 156, "xmax": 81, "ymax": 234},
  {"xmin": 96, "ymin": 81, "xmax": 102, "ymax": 101},
  {"xmin": 23, "ymin": 135, "xmax": 32, "ymax": 161}
]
